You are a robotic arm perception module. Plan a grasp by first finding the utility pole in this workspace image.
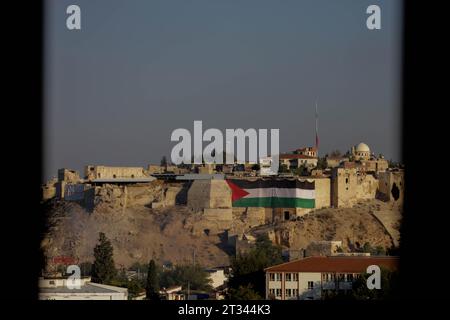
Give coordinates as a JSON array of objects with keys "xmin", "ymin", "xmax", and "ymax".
[{"xmin": 187, "ymin": 281, "xmax": 190, "ymax": 300}]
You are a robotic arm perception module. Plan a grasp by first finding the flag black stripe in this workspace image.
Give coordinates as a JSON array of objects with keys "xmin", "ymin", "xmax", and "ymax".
[{"xmin": 227, "ymin": 179, "xmax": 315, "ymax": 190}]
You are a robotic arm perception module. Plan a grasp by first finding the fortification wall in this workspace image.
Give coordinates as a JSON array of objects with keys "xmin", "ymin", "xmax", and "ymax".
[
  {"xmin": 187, "ymin": 180, "xmax": 232, "ymax": 210},
  {"xmin": 331, "ymin": 168, "xmax": 358, "ymax": 207},
  {"xmin": 356, "ymin": 174, "xmax": 378, "ymax": 200},
  {"xmin": 203, "ymin": 208, "xmax": 233, "ymax": 221},
  {"xmin": 378, "ymin": 171, "xmax": 404, "ymax": 202},
  {"xmin": 313, "ymin": 178, "xmax": 331, "ymax": 209},
  {"xmin": 187, "ymin": 180, "xmax": 212, "ymax": 210},
  {"xmin": 85, "ymin": 165, "xmax": 147, "ymax": 180},
  {"xmin": 58, "ymin": 169, "xmax": 80, "ymax": 183},
  {"xmin": 331, "ymin": 168, "xmax": 380, "ymax": 208},
  {"xmin": 245, "ymin": 207, "xmax": 266, "ymax": 226}
]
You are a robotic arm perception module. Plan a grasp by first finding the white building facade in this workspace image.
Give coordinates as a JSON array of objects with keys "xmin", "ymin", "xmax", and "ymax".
[
  {"xmin": 39, "ymin": 277, "xmax": 128, "ymax": 300},
  {"xmin": 265, "ymin": 256, "xmax": 398, "ymax": 300}
]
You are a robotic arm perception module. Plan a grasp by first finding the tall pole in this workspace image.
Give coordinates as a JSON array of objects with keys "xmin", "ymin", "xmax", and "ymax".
[
  {"xmin": 187, "ymin": 280, "xmax": 190, "ymax": 300},
  {"xmin": 315, "ymin": 101, "xmax": 319, "ymax": 156}
]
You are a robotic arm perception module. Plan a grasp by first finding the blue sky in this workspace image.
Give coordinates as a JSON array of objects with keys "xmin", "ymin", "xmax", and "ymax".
[{"xmin": 44, "ymin": 0, "xmax": 403, "ymax": 179}]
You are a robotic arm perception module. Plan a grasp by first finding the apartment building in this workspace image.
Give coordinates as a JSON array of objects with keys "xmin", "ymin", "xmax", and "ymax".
[{"xmin": 264, "ymin": 256, "xmax": 399, "ymax": 300}]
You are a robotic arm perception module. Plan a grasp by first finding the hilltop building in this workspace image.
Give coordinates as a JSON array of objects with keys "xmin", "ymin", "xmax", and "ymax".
[
  {"xmin": 294, "ymin": 147, "xmax": 318, "ymax": 158},
  {"xmin": 351, "ymin": 142, "xmax": 371, "ymax": 161},
  {"xmin": 280, "ymin": 154, "xmax": 318, "ymax": 170}
]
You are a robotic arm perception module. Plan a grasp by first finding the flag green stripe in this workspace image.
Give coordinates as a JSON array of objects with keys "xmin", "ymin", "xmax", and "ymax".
[{"xmin": 232, "ymin": 197, "xmax": 315, "ymax": 208}]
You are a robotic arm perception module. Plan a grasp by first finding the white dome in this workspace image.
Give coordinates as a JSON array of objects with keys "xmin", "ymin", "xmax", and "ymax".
[{"xmin": 356, "ymin": 142, "xmax": 370, "ymax": 153}]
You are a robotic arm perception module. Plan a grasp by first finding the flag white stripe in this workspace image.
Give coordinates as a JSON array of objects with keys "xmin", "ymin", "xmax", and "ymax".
[{"xmin": 244, "ymin": 188, "xmax": 315, "ymax": 199}]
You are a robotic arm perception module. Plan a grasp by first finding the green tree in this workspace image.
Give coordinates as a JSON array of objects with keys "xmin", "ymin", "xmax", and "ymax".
[
  {"xmin": 360, "ymin": 242, "xmax": 386, "ymax": 256},
  {"xmin": 228, "ymin": 234, "xmax": 283, "ymax": 299},
  {"xmin": 323, "ymin": 267, "xmax": 399, "ymax": 300},
  {"xmin": 79, "ymin": 262, "xmax": 92, "ymax": 277},
  {"xmin": 292, "ymin": 164, "xmax": 308, "ymax": 176},
  {"xmin": 350, "ymin": 267, "xmax": 400, "ymax": 300},
  {"xmin": 316, "ymin": 157, "xmax": 327, "ymax": 170},
  {"xmin": 146, "ymin": 259, "xmax": 160, "ymax": 300},
  {"xmin": 109, "ymin": 269, "xmax": 146, "ymax": 300},
  {"xmin": 279, "ymin": 164, "xmax": 289, "ymax": 173},
  {"xmin": 91, "ymin": 232, "xmax": 117, "ymax": 284},
  {"xmin": 228, "ymin": 284, "xmax": 262, "ymax": 300},
  {"xmin": 160, "ymin": 263, "xmax": 212, "ymax": 292},
  {"xmin": 130, "ymin": 261, "xmax": 149, "ymax": 276}
]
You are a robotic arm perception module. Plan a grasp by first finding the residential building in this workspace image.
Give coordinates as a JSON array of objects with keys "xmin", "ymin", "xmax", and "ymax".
[
  {"xmin": 38, "ymin": 277, "xmax": 128, "ymax": 300},
  {"xmin": 280, "ymin": 154, "xmax": 318, "ymax": 170},
  {"xmin": 294, "ymin": 147, "xmax": 318, "ymax": 158},
  {"xmin": 160, "ymin": 285, "xmax": 185, "ymax": 300},
  {"xmin": 264, "ymin": 256, "xmax": 399, "ymax": 300}
]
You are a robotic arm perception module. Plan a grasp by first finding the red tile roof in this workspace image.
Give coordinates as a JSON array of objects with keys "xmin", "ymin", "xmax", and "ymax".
[
  {"xmin": 264, "ymin": 256, "xmax": 399, "ymax": 273},
  {"xmin": 280, "ymin": 154, "xmax": 317, "ymax": 160}
]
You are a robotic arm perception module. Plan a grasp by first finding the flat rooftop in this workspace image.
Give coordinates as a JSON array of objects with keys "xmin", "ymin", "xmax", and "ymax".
[
  {"xmin": 40, "ymin": 283, "xmax": 127, "ymax": 294},
  {"xmin": 90, "ymin": 177, "xmax": 156, "ymax": 183}
]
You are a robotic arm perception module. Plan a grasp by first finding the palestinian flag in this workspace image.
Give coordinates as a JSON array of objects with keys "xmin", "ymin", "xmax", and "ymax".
[{"xmin": 226, "ymin": 179, "xmax": 315, "ymax": 208}]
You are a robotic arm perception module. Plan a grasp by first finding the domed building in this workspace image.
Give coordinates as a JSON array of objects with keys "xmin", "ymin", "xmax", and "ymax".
[{"xmin": 352, "ymin": 142, "xmax": 371, "ymax": 160}]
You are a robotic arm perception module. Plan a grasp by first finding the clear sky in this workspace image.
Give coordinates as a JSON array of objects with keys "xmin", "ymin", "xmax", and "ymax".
[{"xmin": 44, "ymin": 0, "xmax": 403, "ymax": 180}]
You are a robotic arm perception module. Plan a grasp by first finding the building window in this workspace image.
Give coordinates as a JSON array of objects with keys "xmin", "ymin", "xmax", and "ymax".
[
  {"xmin": 292, "ymin": 289, "xmax": 299, "ymax": 297},
  {"xmin": 339, "ymin": 274, "xmax": 345, "ymax": 281},
  {"xmin": 284, "ymin": 211, "xmax": 290, "ymax": 220},
  {"xmin": 275, "ymin": 273, "xmax": 282, "ymax": 281},
  {"xmin": 49, "ymin": 280, "xmax": 55, "ymax": 285},
  {"xmin": 293, "ymin": 273, "xmax": 299, "ymax": 281},
  {"xmin": 276, "ymin": 289, "xmax": 282, "ymax": 297},
  {"xmin": 285, "ymin": 289, "xmax": 292, "ymax": 297},
  {"xmin": 269, "ymin": 289, "xmax": 275, "ymax": 297},
  {"xmin": 345, "ymin": 178, "xmax": 349, "ymax": 183},
  {"xmin": 269, "ymin": 273, "xmax": 275, "ymax": 281},
  {"xmin": 347, "ymin": 274, "xmax": 354, "ymax": 282},
  {"xmin": 308, "ymin": 281, "xmax": 314, "ymax": 290},
  {"xmin": 113, "ymin": 174, "xmax": 116, "ymax": 178},
  {"xmin": 285, "ymin": 273, "xmax": 291, "ymax": 281}
]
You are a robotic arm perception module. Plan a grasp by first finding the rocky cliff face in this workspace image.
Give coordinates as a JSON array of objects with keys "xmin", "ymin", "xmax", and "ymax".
[{"xmin": 41, "ymin": 181, "xmax": 401, "ymax": 272}]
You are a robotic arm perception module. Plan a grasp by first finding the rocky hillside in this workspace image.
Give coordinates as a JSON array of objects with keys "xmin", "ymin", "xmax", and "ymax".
[{"xmin": 41, "ymin": 185, "xmax": 401, "ymax": 271}]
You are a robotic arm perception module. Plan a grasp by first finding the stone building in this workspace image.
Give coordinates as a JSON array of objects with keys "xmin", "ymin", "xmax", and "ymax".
[
  {"xmin": 42, "ymin": 177, "xmax": 58, "ymax": 200},
  {"xmin": 280, "ymin": 154, "xmax": 318, "ymax": 170},
  {"xmin": 378, "ymin": 169, "xmax": 404, "ymax": 202},
  {"xmin": 294, "ymin": 147, "xmax": 318, "ymax": 158},
  {"xmin": 326, "ymin": 156, "xmax": 349, "ymax": 168},
  {"xmin": 58, "ymin": 168, "xmax": 81, "ymax": 183},
  {"xmin": 39, "ymin": 277, "xmax": 128, "ymax": 300},
  {"xmin": 187, "ymin": 179, "xmax": 233, "ymax": 234},
  {"xmin": 351, "ymin": 142, "xmax": 371, "ymax": 161},
  {"xmin": 84, "ymin": 165, "xmax": 148, "ymax": 181},
  {"xmin": 330, "ymin": 167, "xmax": 378, "ymax": 208}
]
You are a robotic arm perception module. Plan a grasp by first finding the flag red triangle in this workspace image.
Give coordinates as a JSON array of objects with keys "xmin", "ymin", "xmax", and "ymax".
[{"xmin": 225, "ymin": 180, "xmax": 249, "ymax": 201}]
